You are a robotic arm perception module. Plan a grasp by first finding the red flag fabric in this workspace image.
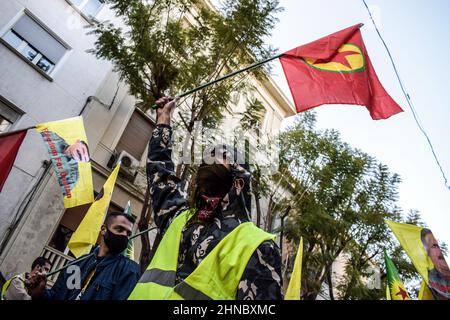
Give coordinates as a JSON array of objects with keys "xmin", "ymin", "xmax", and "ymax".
[
  {"xmin": 279, "ymin": 23, "xmax": 404, "ymax": 120},
  {"xmin": 0, "ymin": 130, "xmax": 27, "ymax": 192}
]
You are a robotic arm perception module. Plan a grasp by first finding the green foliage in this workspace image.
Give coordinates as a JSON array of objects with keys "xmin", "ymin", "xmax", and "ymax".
[
  {"xmin": 89, "ymin": 0, "xmax": 282, "ymax": 132},
  {"xmin": 240, "ymin": 97, "xmax": 265, "ymax": 132},
  {"xmin": 279, "ymin": 113, "xmax": 418, "ymax": 300}
]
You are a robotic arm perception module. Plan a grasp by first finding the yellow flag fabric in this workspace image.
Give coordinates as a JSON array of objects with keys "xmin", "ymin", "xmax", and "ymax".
[
  {"xmin": 418, "ymin": 280, "xmax": 435, "ymax": 300},
  {"xmin": 36, "ymin": 116, "xmax": 94, "ymax": 208},
  {"xmin": 385, "ymin": 220, "xmax": 432, "ymax": 283},
  {"xmin": 386, "ymin": 284, "xmax": 391, "ymax": 300},
  {"xmin": 285, "ymin": 237, "xmax": 303, "ymax": 300},
  {"xmin": 68, "ymin": 164, "xmax": 120, "ymax": 258},
  {"xmin": 386, "ymin": 220, "xmax": 450, "ymax": 300}
]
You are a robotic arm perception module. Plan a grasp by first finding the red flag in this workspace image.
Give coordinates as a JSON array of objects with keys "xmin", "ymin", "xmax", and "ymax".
[
  {"xmin": 0, "ymin": 130, "xmax": 27, "ymax": 191},
  {"xmin": 279, "ymin": 24, "xmax": 404, "ymax": 120}
]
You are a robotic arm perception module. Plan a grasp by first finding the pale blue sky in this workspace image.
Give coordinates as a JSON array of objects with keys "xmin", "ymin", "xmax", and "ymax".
[{"xmin": 265, "ymin": 0, "xmax": 450, "ymax": 252}]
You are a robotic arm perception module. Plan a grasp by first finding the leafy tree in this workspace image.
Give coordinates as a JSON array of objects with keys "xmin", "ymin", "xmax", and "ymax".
[{"xmin": 280, "ymin": 114, "xmax": 414, "ymax": 300}]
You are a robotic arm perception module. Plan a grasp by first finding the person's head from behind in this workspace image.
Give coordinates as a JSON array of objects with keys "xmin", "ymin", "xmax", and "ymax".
[
  {"xmin": 421, "ymin": 228, "xmax": 450, "ymax": 276},
  {"xmin": 30, "ymin": 257, "xmax": 52, "ymax": 276},
  {"xmin": 101, "ymin": 212, "xmax": 135, "ymax": 255}
]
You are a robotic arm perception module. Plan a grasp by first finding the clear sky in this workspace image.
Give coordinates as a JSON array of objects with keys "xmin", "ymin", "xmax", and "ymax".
[{"xmin": 265, "ymin": 0, "xmax": 450, "ymax": 252}]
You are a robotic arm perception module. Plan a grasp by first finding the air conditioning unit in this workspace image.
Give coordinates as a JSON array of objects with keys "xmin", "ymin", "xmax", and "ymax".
[{"xmin": 116, "ymin": 150, "xmax": 140, "ymax": 179}]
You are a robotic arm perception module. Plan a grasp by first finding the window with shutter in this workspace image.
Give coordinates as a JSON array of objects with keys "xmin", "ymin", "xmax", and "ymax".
[
  {"xmin": 67, "ymin": 0, "xmax": 105, "ymax": 19},
  {"xmin": 0, "ymin": 96, "xmax": 23, "ymax": 133},
  {"xmin": 1, "ymin": 13, "xmax": 68, "ymax": 75}
]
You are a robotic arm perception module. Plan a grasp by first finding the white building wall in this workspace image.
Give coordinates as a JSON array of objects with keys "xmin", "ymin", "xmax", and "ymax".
[
  {"xmin": 0, "ymin": 0, "xmax": 136, "ymax": 275},
  {"xmin": 0, "ymin": 0, "xmax": 117, "ymax": 219}
]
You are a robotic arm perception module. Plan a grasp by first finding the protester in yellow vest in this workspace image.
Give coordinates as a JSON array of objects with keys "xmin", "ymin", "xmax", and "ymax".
[
  {"xmin": 129, "ymin": 97, "xmax": 283, "ymax": 300},
  {"xmin": 1, "ymin": 257, "xmax": 52, "ymax": 300}
]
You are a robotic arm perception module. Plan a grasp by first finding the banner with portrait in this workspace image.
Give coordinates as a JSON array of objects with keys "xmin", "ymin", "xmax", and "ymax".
[
  {"xmin": 36, "ymin": 116, "xmax": 94, "ymax": 208},
  {"xmin": 386, "ymin": 220, "xmax": 450, "ymax": 300}
]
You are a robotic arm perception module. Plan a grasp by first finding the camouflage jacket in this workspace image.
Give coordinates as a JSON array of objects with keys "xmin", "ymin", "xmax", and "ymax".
[{"xmin": 147, "ymin": 124, "xmax": 283, "ymax": 300}]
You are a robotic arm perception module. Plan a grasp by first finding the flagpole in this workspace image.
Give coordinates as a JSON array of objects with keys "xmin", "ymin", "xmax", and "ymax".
[
  {"xmin": 46, "ymin": 226, "xmax": 158, "ymax": 277},
  {"xmin": 129, "ymin": 226, "xmax": 157, "ymax": 239},
  {"xmin": 46, "ymin": 254, "xmax": 91, "ymax": 277},
  {"xmin": 151, "ymin": 53, "xmax": 283, "ymax": 110}
]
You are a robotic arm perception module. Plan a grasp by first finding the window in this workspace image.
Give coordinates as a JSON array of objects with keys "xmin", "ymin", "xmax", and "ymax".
[
  {"xmin": 0, "ymin": 116, "xmax": 12, "ymax": 133},
  {"xmin": 1, "ymin": 14, "xmax": 67, "ymax": 74},
  {"xmin": 68, "ymin": 0, "xmax": 105, "ymax": 19},
  {"xmin": 0, "ymin": 97, "xmax": 23, "ymax": 133},
  {"xmin": 116, "ymin": 110, "xmax": 155, "ymax": 160}
]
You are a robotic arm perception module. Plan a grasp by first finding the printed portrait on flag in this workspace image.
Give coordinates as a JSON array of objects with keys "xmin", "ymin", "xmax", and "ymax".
[
  {"xmin": 420, "ymin": 228, "xmax": 450, "ymax": 299},
  {"xmin": 36, "ymin": 116, "xmax": 94, "ymax": 208},
  {"xmin": 386, "ymin": 220, "xmax": 450, "ymax": 300},
  {"xmin": 43, "ymin": 132, "xmax": 89, "ymax": 193}
]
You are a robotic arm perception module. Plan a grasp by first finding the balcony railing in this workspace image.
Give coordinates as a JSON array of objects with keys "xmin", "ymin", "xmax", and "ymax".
[{"xmin": 41, "ymin": 245, "xmax": 74, "ymax": 286}]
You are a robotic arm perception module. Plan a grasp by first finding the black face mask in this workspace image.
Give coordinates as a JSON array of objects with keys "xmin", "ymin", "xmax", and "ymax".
[
  {"xmin": 195, "ymin": 164, "xmax": 232, "ymax": 199},
  {"xmin": 103, "ymin": 228, "xmax": 129, "ymax": 254},
  {"xmin": 189, "ymin": 164, "xmax": 233, "ymax": 221}
]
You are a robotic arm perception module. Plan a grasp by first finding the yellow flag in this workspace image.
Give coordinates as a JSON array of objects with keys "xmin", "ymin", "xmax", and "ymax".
[
  {"xmin": 68, "ymin": 164, "xmax": 120, "ymax": 258},
  {"xmin": 385, "ymin": 220, "xmax": 431, "ymax": 283},
  {"xmin": 285, "ymin": 237, "xmax": 303, "ymax": 300},
  {"xmin": 36, "ymin": 116, "xmax": 94, "ymax": 208},
  {"xmin": 386, "ymin": 220, "xmax": 450, "ymax": 300},
  {"xmin": 386, "ymin": 284, "xmax": 391, "ymax": 300},
  {"xmin": 418, "ymin": 280, "xmax": 435, "ymax": 300}
]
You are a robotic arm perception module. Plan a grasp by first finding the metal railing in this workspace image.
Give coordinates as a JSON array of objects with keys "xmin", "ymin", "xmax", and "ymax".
[{"xmin": 41, "ymin": 246, "xmax": 74, "ymax": 286}]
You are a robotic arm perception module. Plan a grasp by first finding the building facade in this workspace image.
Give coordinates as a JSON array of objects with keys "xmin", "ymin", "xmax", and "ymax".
[{"xmin": 0, "ymin": 0, "xmax": 295, "ymax": 281}]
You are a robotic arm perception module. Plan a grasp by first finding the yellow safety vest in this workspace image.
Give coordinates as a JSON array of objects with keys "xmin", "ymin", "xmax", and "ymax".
[
  {"xmin": 128, "ymin": 209, "xmax": 275, "ymax": 300},
  {"xmin": 1, "ymin": 274, "xmax": 24, "ymax": 300}
]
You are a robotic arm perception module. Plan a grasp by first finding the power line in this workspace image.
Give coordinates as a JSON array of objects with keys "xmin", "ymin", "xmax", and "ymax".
[{"xmin": 362, "ymin": 0, "xmax": 450, "ymax": 191}]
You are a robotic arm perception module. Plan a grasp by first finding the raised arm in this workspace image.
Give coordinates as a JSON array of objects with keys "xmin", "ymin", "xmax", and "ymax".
[{"xmin": 147, "ymin": 97, "xmax": 188, "ymax": 234}]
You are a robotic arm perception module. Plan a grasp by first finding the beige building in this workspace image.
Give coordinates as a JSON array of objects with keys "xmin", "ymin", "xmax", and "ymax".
[
  {"xmin": 0, "ymin": 0, "xmax": 295, "ymax": 282},
  {"xmin": 315, "ymin": 251, "xmax": 381, "ymax": 300}
]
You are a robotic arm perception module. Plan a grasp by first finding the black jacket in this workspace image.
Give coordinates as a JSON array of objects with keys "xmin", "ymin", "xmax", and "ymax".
[{"xmin": 42, "ymin": 246, "xmax": 139, "ymax": 300}]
